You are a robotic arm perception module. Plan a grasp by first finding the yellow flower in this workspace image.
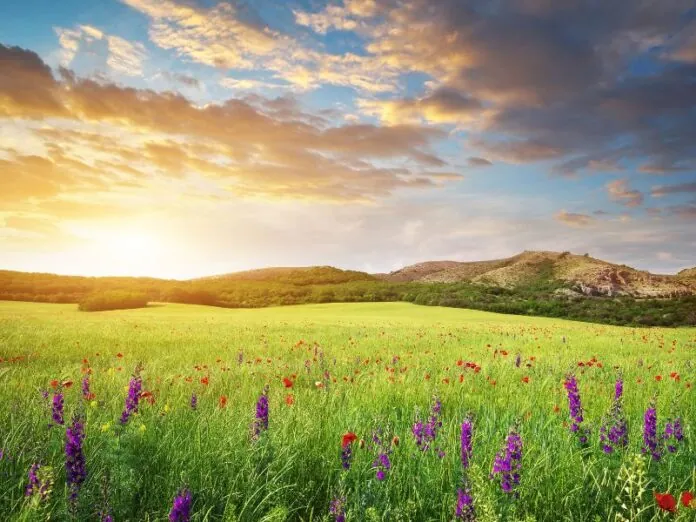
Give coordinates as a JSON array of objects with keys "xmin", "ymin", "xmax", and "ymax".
[
  {"xmin": 90, "ymin": 401, "xmax": 98, "ymax": 408},
  {"xmin": 139, "ymin": 424, "xmax": 146, "ymax": 433},
  {"xmin": 107, "ymin": 368, "xmax": 115, "ymax": 376},
  {"xmin": 164, "ymin": 403, "xmax": 170, "ymax": 413},
  {"xmin": 100, "ymin": 423, "xmax": 111, "ymax": 432}
]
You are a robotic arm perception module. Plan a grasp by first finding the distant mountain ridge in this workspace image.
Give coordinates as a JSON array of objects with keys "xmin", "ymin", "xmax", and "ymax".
[{"xmin": 378, "ymin": 250, "xmax": 696, "ymax": 298}]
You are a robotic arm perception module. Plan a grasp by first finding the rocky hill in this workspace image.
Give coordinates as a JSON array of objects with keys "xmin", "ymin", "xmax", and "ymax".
[{"xmin": 379, "ymin": 251, "xmax": 695, "ymax": 297}]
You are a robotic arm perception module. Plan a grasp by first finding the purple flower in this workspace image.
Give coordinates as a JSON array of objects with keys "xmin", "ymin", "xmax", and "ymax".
[
  {"xmin": 491, "ymin": 425, "xmax": 523, "ymax": 496},
  {"xmin": 65, "ymin": 415, "xmax": 86, "ymax": 503},
  {"xmin": 370, "ymin": 427, "xmax": 393, "ymax": 481},
  {"xmin": 329, "ymin": 495, "xmax": 346, "ymax": 522},
  {"xmin": 642, "ymin": 401, "xmax": 660, "ymax": 461},
  {"xmin": 340, "ymin": 444, "xmax": 352, "ymax": 470},
  {"xmin": 190, "ymin": 393, "xmax": 197, "ymax": 410},
  {"xmin": 514, "ymin": 353, "xmax": 521, "ymax": 368},
  {"xmin": 169, "ymin": 488, "xmax": 192, "ymax": 522},
  {"xmin": 251, "ymin": 385, "xmax": 269, "ymax": 440},
  {"xmin": 412, "ymin": 395, "xmax": 443, "ymax": 452},
  {"xmin": 120, "ymin": 369, "xmax": 142, "ymax": 425},
  {"xmin": 461, "ymin": 414, "xmax": 474, "ymax": 469},
  {"xmin": 600, "ymin": 378, "xmax": 628, "ymax": 454},
  {"xmin": 455, "ymin": 486, "xmax": 476, "ymax": 521},
  {"xmin": 52, "ymin": 392, "xmax": 64, "ymax": 426},
  {"xmin": 81, "ymin": 376, "xmax": 90, "ymax": 399},
  {"xmin": 25, "ymin": 463, "xmax": 47, "ymax": 499},
  {"xmin": 564, "ymin": 374, "xmax": 589, "ymax": 444},
  {"xmin": 663, "ymin": 417, "xmax": 684, "ymax": 453}
]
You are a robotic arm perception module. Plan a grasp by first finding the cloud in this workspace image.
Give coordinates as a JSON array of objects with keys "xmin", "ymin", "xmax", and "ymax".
[
  {"xmin": 55, "ymin": 25, "xmax": 147, "ymax": 76},
  {"xmin": 467, "ymin": 157, "xmax": 492, "ymax": 168},
  {"xmin": 554, "ymin": 210, "xmax": 595, "ymax": 228},
  {"xmin": 651, "ymin": 182, "xmax": 696, "ymax": 197},
  {"xmin": 606, "ymin": 179, "xmax": 644, "ymax": 207},
  {"xmin": 0, "ymin": 43, "xmax": 459, "ymax": 207},
  {"xmin": 219, "ymin": 77, "xmax": 289, "ymax": 91}
]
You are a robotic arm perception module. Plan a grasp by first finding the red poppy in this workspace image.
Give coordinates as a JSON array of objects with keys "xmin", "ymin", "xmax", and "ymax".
[
  {"xmin": 682, "ymin": 491, "xmax": 695, "ymax": 508},
  {"xmin": 140, "ymin": 391, "xmax": 155, "ymax": 404},
  {"xmin": 655, "ymin": 375, "xmax": 663, "ymax": 382},
  {"xmin": 521, "ymin": 376, "xmax": 530, "ymax": 383},
  {"xmin": 116, "ymin": 353, "xmax": 123, "ymax": 358},
  {"xmin": 200, "ymin": 376, "xmax": 209, "ymax": 386},
  {"xmin": 655, "ymin": 492, "xmax": 677, "ymax": 512},
  {"xmin": 342, "ymin": 432, "xmax": 358, "ymax": 448},
  {"xmin": 456, "ymin": 359, "xmax": 464, "ymax": 367},
  {"xmin": 218, "ymin": 395, "xmax": 228, "ymax": 408},
  {"xmin": 553, "ymin": 404, "xmax": 560, "ymax": 413},
  {"xmin": 283, "ymin": 377, "xmax": 293, "ymax": 388},
  {"xmin": 50, "ymin": 379, "xmax": 59, "ymax": 389},
  {"xmin": 62, "ymin": 380, "xmax": 73, "ymax": 389},
  {"xmin": 285, "ymin": 394, "xmax": 294, "ymax": 406}
]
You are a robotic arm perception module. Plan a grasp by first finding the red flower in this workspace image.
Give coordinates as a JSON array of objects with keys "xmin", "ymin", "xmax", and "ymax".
[
  {"xmin": 282, "ymin": 377, "xmax": 293, "ymax": 388},
  {"xmin": 655, "ymin": 375, "xmax": 663, "ymax": 382},
  {"xmin": 655, "ymin": 492, "xmax": 677, "ymax": 513},
  {"xmin": 62, "ymin": 380, "xmax": 73, "ymax": 389},
  {"xmin": 682, "ymin": 491, "xmax": 695, "ymax": 508},
  {"xmin": 285, "ymin": 394, "xmax": 294, "ymax": 406},
  {"xmin": 521, "ymin": 376, "xmax": 530, "ymax": 383},
  {"xmin": 342, "ymin": 432, "xmax": 358, "ymax": 448},
  {"xmin": 116, "ymin": 353, "xmax": 123, "ymax": 358},
  {"xmin": 218, "ymin": 395, "xmax": 228, "ymax": 408},
  {"xmin": 200, "ymin": 376, "xmax": 209, "ymax": 386},
  {"xmin": 50, "ymin": 379, "xmax": 59, "ymax": 389}
]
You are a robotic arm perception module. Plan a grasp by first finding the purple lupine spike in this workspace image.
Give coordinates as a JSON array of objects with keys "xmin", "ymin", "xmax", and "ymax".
[
  {"xmin": 642, "ymin": 401, "xmax": 660, "ymax": 461},
  {"xmin": 190, "ymin": 393, "xmax": 197, "ymax": 410},
  {"xmin": 25, "ymin": 463, "xmax": 42, "ymax": 497},
  {"xmin": 65, "ymin": 415, "xmax": 86, "ymax": 504},
  {"xmin": 461, "ymin": 414, "xmax": 474, "ymax": 469},
  {"xmin": 564, "ymin": 374, "xmax": 589, "ymax": 444},
  {"xmin": 251, "ymin": 385, "xmax": 269, "ymax": 440},
  {"xmin": 341, "ymin": 445, "xmax": 352, "ymax": 470},
  {"xmin": 81, "ymin": 376, "xmax": 90, "ymax": 399},
  {"xmin": 663, "ymin": 417, "xmax": 684, "ymax": 453},
  {"xmin": 329, "ymin": 495, "xmax": 346, "ymax": 522},
  {"xmin": 412, "ymin": 395, "xmax": 443, "ymax": 452},
  {"xmin": 52, "ymin": 392, "xmax": 65, "ymax": 426},
  {"xmin": 490, "ymin": 425, "xmax": 523, "ymax": 496},
  {"xmin": 169, "ymin": 488, "xmax": 192, "ymax": 522},
  {"xmin": 455, "ymin": 486, "xmax": 476, "ymax": 521},
  {"xmin": 370, "ymin": 427, "xmax": 393, "ymax": 481},
  {"xmin": 600, "ymin": 378, "xmax": 628, "ymax": 453},
  {"xmin": 120, "ymin": 369, "xmax": 142, "ymax": 425}
]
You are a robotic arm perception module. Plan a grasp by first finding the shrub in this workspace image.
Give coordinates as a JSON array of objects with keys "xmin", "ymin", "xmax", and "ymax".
[{"xmin": 78, "ymin": 291, "xmax": 149, "ymax": 312}]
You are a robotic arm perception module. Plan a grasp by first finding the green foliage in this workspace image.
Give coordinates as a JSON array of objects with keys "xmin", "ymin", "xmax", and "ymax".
[
  {"xmin": 1, "ymin": 269, "xmax": 695, "ymax": 326},
  {"xmin": 78, "ymin": 291, "xmax": 149, "ymax": 312}
]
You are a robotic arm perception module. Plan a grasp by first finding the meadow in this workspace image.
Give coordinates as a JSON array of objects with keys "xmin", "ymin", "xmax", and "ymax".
[{"xmin": 0, "ymin": 301, "xmax": 694, "ymax": 521}]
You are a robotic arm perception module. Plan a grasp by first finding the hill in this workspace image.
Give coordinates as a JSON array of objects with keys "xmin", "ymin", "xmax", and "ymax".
[
  {"xmin": 677, "ymin": 267, "xmax": 696, "ymax": 280},
  {"xmin": 198, "ymin": 266, "xmax": 376, "ymax": 285},
  {"xmin": 380, "ymin": 251, "xmax": 695, "ymax": 298}
]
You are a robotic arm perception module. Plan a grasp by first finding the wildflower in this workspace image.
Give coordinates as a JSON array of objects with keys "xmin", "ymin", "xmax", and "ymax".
[
  {"xmin": 65, "ymin": 415, "xmax": 86, "ymax": 504},
  {"xmin": 654, "ymin": 492, "xmax": 677, "ymax": 512},
  {"xmin": 663, "ymin": 417, "xmax": 684, "ymax": 453},
  {"xmin": 219, "ymin": 395, "xmax": 228, "ymax": 408},
  {"xmin": 101, "ymin": 423, "xmax": 111, "ymax": 433},
  {"xmin": 564, "ymin": 374, "xmax": 589, "ymax": 445},
  {"xmin": 412, "ymin": 395, "xmax": 443, "ymax": 452},
  {"xmin": 329, "ymin": 495, "xmax": 346, "ymax": 522},
  {"xmin": 455, "ymin": 485, "xmax": 476, "ymax": 521},
  {"xmin": 81, "ymin": 376, "xmax": 95, "ymax": 400},
  {"xmin": 283, "ymin": 377, "xmax": 293, "ymax": 388},
  {"xmin": 25, "ymin": 463, "xmax": 52, "ymax": 500},
  {"xmin": 599, "ymin": 377, "xmax": 628, "ymax": 453},
  {"xmin": 50, "ymin": 379, "xmax": 59, "ymax": 389},
  {"xmin": 682, "ymin": 491, "xmax": 696, "ymax": 508},
  {"xmin": 190, "ymin": 393, "xmax": 197, "ymax": 410},
  {"xmin": 285, "ymin": 394, "xmax": 294, "ymax": 406},
  {"xmin": 139, "ymin": 424, "xmax": 146, "ymax": 434},
  {"xmin": 370, "ymin": 427, "xmax": 393, "ymax": 481},
  {"xmin": 461, "ymin": 414, "xmax": 474, "ymax": 469},
  {"xmin": 491, "ymin": 424, "xmax": 523, "ymax": 496},
  {"xmin": 340, "ymin": 432, "xmax": 358, "ymax": 470},
  {"xmin": 642, "ymin": 401, "xmax": 660, "ymax": 461},
  {"xmin": 251, "ymin": 385, "xmax": 269, "ymax": 441},
  {"xmin": 169, "ymin": 488, "xmax": 192, "ymax": 522},
  {"xmin": 120, "ymin": 367, "xmax": 142, "ymax": 425},
  {"xmin": 52, "ymin": 392, "xmax": 65, "ymax": 426},
  {"xmin": 514, "ymin": 353, "xmax": 521, "ymax": 368}
]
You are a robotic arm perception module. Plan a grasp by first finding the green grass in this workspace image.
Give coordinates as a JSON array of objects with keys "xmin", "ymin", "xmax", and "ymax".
[{"xmin": 0, "ymin": 301, "xmax": 694, "ymax": 521}]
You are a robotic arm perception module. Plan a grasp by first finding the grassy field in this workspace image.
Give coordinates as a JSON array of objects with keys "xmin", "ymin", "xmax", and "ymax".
[{"xmin": 0, "ymin": 301, "xmax": 694, "ymax": 521}]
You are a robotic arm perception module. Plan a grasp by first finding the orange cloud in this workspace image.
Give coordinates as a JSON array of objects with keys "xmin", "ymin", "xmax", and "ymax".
[{"xmin": 554, "ymin": 210, "xmax": 595, "ymax": 228}]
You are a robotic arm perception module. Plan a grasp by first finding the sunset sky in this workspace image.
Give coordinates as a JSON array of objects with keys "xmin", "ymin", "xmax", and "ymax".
[{"xmin": 1, "ymin": 0, "xmax": 695, "ymax": 279}]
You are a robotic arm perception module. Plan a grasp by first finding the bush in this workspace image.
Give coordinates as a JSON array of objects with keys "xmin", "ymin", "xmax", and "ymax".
[{"xmin": 78, "ymin": 291, "xmax": 149, "ymax": 312}]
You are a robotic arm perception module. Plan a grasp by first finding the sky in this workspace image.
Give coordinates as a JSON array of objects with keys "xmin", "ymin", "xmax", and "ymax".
[{"xmin": 1, "ymin": 0, "xmax": 695, "ymax": 279}]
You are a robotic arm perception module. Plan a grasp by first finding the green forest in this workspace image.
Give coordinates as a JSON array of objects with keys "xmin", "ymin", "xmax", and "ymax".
[{"xmin": 1, "ymin": 267, "xmax": 695, "ymax": 327}]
